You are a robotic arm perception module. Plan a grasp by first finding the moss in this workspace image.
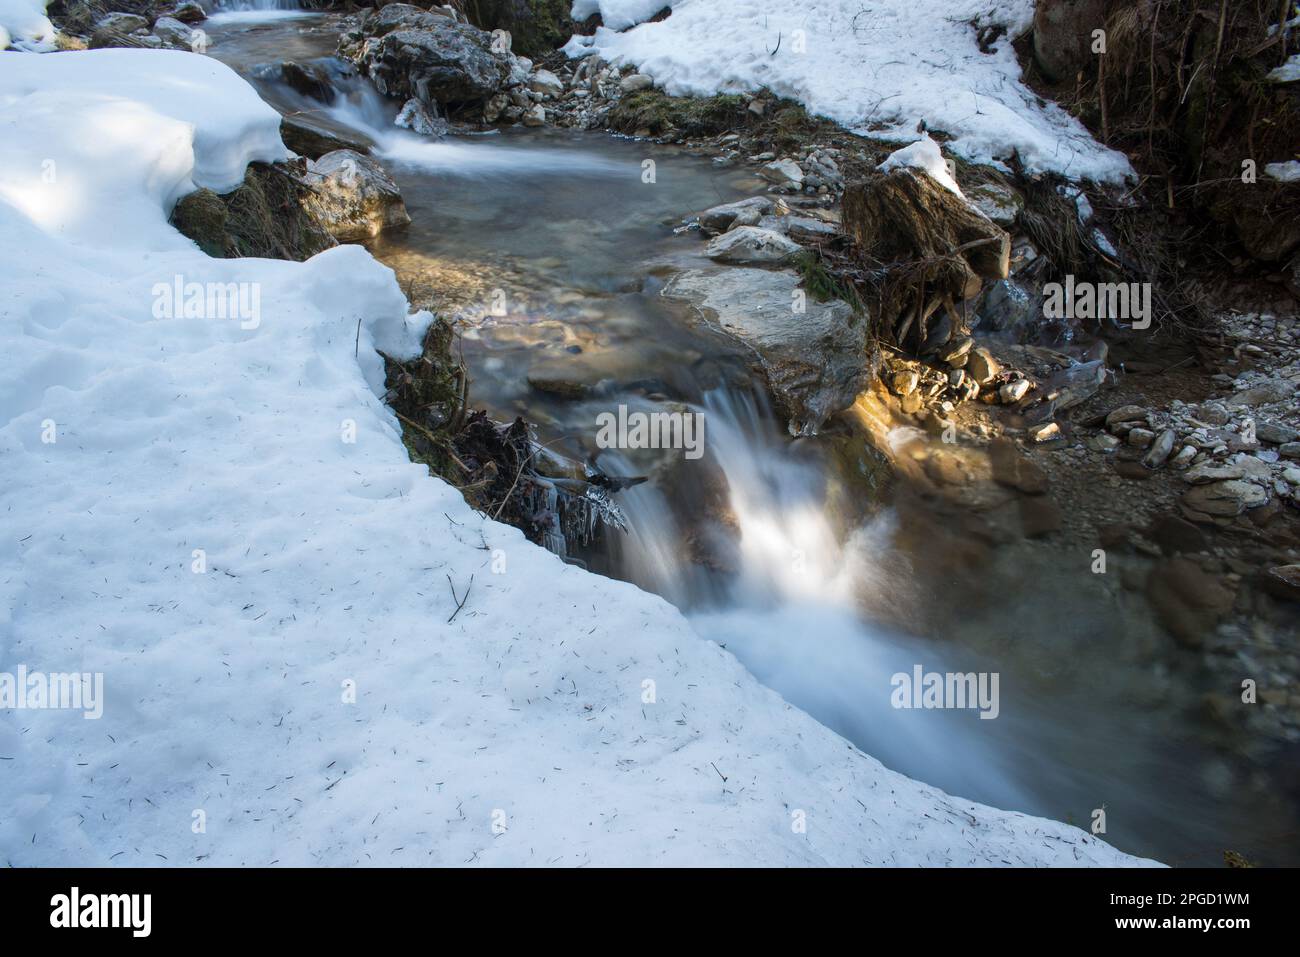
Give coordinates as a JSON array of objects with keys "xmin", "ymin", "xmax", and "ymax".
[
  {"xmin": 170, "ymin": 161, "xmax": 336, "ymax": 262},
  {"xmin": 384, "ymin": 317, "xmax": 468, "ymax": 483},
  {"xmin": 607, "ymin": 89, "xmax": 750, "ymax": 137},
  {"xmin": 794, "ymin": 249, "xmax": 865, "ymax": 313}
]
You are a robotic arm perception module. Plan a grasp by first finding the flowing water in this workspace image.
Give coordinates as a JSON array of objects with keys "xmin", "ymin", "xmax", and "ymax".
[{"xmin": 207, "ymin": 13, "xmax": 1300, "ymax": 865}]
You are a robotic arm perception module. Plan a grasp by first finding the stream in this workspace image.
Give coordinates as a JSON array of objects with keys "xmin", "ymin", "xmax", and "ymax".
[{"xmin": 205, "ymin": 9, "xmax": 1300, "ymax": 866}]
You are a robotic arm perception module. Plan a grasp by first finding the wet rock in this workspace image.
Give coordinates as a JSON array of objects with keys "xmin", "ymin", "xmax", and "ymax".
[
  {"xmin": 759, "ymin": 215, "xmax": 838, "ymax": 243},
  {"xmin": 302, "ymin": 150, "xmax": 411, "ymax": 242},
  {"xmin": 989, "ymin": 437, "xmax": 1048, "ymax": 494},
  {"xmin": 280, "ymin": 115, "xmax": 374, "ymax": 161},
  {"xmin": 396, "ymin": 98, "xmax": 447, "ymax": 136},
  {"xmin": 1146, "ymin": 557, "xmax": 1236, "ymax": 648},
  {"xmin": 704, "ymin": 226, "xmax": 802, "ymax": 265},
  {"xmin": 172, "ymin": 2, "xmax": 205, "ymax": 23},
  {"xmin": 661, "ymin": 267, "xmax": 869, "ymax": 435},
  {"xmin": 278, "ymin": 60, "xmax": 338, "ymax": 102},
  {"xmin": 343, "ymin": 5, "xmax": 511, "ymax": 108}
]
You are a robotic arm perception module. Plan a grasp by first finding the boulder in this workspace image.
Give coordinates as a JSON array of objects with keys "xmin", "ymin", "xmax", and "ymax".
[
  {"xmin": 1033, "ymin": 0, "xmax": 1108, "ymax": 84},
  {"xmin": 152, "ymin": 15, "xmax": 194, "ymax": 49},
  {"xmin": 171, "ymin": 2, "xmax": 205, "ymax": 24},
  {"xmin": 343, "ymin": 4, "xmax": 511, "ymax": 108},
  {"xmin": 396, "ymin": 97, "xmax": 447, "ymax": 136},
  {"xmin": 302, "ymin": 150, "xmax": 411, "ymax": 242},
  {"xmin": 460, "ymin": 0, "xmax": 574, "ymax": 59},
  {"xmin": 758, "ymin": 159, "xmax": 804, "ymax": 190},
  {"xmin": 529, "ymin": 68, "xmax": 564, "ymax": 97},
  {"xmin": 661, "ymin": 267, "xmax": 870, "ymax": 435},
  {"xmin": 704, "ymin": 226, "xmax": 802, "ymax": 265},
  {"xmin": 170, "ymin": 160, "xmax": 336, "ymax": 261}
]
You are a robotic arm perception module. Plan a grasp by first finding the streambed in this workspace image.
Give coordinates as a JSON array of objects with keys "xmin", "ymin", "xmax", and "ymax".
[{"xmin": 205, "ymin": 10, "xmax": 1299, "ymax": 866}]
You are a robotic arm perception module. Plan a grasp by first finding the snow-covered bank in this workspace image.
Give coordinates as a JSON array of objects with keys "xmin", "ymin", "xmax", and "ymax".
[
  {"xmin": 0, "ymin": 0, "xmax": 53, "ymax": 50},
  {"xmin": 566, "ymin": 0, "xmax": 1133, "ymax": 183},
  {"xmin": 0, "ymin": 48, "xmax": 1155, "ymax": 866}
]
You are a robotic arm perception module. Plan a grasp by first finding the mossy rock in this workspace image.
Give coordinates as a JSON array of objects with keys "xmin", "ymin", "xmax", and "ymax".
[
  {"xmin": 607, "ymin": 89, "xmax": 750, "ymax": 138},
  {"xmin": 170, "ymin": 161, "xmax": 336, "ymax": 261}
]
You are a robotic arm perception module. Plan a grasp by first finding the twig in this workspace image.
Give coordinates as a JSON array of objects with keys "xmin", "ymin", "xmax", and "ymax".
[{"xmin": 446, "ymin": 573, "xmax": 473, "ymax": 623}]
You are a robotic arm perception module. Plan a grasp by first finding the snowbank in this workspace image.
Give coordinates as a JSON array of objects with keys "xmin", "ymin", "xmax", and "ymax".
[
  {"xmin": 0, "ymin": 48, "xmax": 1156, "ymax": 866},
  {"xmin": 0, "ymin": 0, "xmax": 53, "ymax": 50},
  {"xmin": 566, "ymin": 0, "xmax": 1134, "ymax": 183}
]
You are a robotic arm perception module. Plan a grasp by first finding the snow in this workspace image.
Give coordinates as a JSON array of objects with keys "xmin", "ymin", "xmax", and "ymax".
[
  {"xmin": 879, "ymin": 134, "xmax": 964, "ymax": 197},
  {"xmin": 0, "ymin": 0, "xmax": 53, "ymax": 51},
  {"xmin": 1266, "ymin": 54, "xmax": 1300, "ymax": 84},
  {"xmin": 1265, "ymin": 160, "xmax": 1300, "ymax": 183},
  {"xmin": 570, "ymin": 0, "xmax": 670, "ymax": 32},
  {"xmin": 0, "ymin": 47, "xmax": 1157, "ymax": 867},
  {"xmin": 566, "ymin": 0, "xmax": 1134, "ymax": 183}
]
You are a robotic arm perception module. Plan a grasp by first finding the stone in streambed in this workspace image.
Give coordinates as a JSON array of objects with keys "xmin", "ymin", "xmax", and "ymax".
[
  {"xmin": 704, "ymin": 227, "xmax": 802, "ymax": 265},
  {"xmin": 1146, "ymin": 557, "xmax": 1235, "ymax": 648},
  {"xmin": 302, "ymin": 150, "xmax": 411, "ymax": 242},
  {"xmin": 988, "ymin": 437, "xmax": 1048, "ymax": 494}
]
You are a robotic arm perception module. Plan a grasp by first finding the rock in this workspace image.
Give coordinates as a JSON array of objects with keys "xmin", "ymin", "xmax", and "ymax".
[
  {"xmin": 704, "ymin": 226, "xmax": 802, "ymax": 265},
  {"xmin": 171, "ymin": 2, "xmax": 205, "ymax": 23},
  {"xmin": 529, "ymin": 68, "xmax": 564, "ymax": 97},
  {"xmin": 1281, "ymin": 442, "xmax": 1300, "ymax": 460},
  {"xmin": 729, "ymin": 208, "xmax": 763, "ymax": 230},
  {"xmin": 1087, "ymin": 432, "xmax": 1121, "ymax": 452},
  {"xmin": 891, "ymin": 369, "xmax": 920, "ymax": 396},
  {"xmin": 965, "ymin": 180, "xmax": 1023, "ymax": 227},
  {"xmin": 965, "ymin": 347, "xmax": 1000, "ymax": 386},
  {"xmin": 527, "ymin": 376, "xmax": 590, "ymax": 400},
  {"xmin": 1042, "ymin": 359, "xmax": 1106, "ymax": 411},
  {"xmin": 661, "ymin": 267, "xmax": 869, "ymax": 435},
  {"xmin": 396, "ymin": 97, "xmax": 447, "ymax": 136},
  {"xmin": 1105, "ymin": 405, "xmax": 1149, "ymax": 428},
  {"xmin": 938, "ymin": 336, "xmax": 973, "ymax": 364},
  {"xmin": 900, "ymin": 391, "xmax": 923, "ymax": 414},
  {"xmin": 1257, "ymin": 421, "xmax": 1300, "ymax": 444},
  {"xmin": 1261, "ymin": 565, "xmax": 1300, "ymax": 602},
  {"xmin": 1113, "ymin": 458, "xmax": 1153, "ymax": 480},
  {"xmin": 924, "ymin": 451, "xmax": 969, "ymax": 486},
  {"xmin": 1226, "ymin": 379, "xmax": 1295, "ymax": 407},
  {"xmin": 1147, "ymin": 515, "xmax": 1207, "ymax": 555},
  {"xmin": 462, "ymin": 0, "xmax": 575, "ymax": 59},
  {"xmin": 1028, "ymin": 421, "xmax": 1061, "ymax": 443},
  {"xmin": 152, "ymin": 15, "xmax": 195, "ymax": 49},
  {"xmin": 343, "ymin": 4, "xmax": 511, "ymax": 107},
  {"xmin": 757, "ymin": 159, "xmax": 805, "ymax": 189},
  {"xmin": 302, "ymin": 150, "xmax": 411, "ymax": 242},
  {"xmin": 696, "ymin": 197, "xmax": 775, "ymax": 234},
  {"xmin": 978, "ymin": 279, "xmax": 1036, "ymax": 336},
  {"xmin": 1169, "ymin": 445, "xmax": 1197, "ymax": 470},
  {"xmin": 278, "ymin": 60, "xmax": 338, "ymax": 102},
  {"xmin": 483, "ymin": 92, "xmax": 509, "ymax": 123},
  {"xmin": 1181, "ymin": 480, "xmax": 1268, "ymax": 520},
  {"xmin": 619, "ymin": 72, "xmax": 654, "ymax": 93},
  {"xmin": 522, "ymin": 103, "xmax": 546, "ymax": 126},
  {"xmin": 1033, "ymin": 0, "xmax": 1108, "ymax": 83},
  {"xmin": 89, "ymin": 12, "xmax": 150, "ymax": 48},
  {"xmin": 1146, "ymin": 557, "xmax": 1236, "ymax": 648},
  {"xmin": 170, "ymin": 160, "xmax": 336, "ymax": 261},
  {"xmin": 1127, "ymin": 427, "xmax": 1155, "ymax": 449},
  {"xmin": 999, "ymin": 378, "xmax": 1031, "ymax": 403},
  {"xmin": 759, "ymin": 215, "xmax": 838, "ymax": 243},
  {"xmin": 1143, "ymin": 429, "xmax": 1176, "ymax": 468},
  {"xmin": 280, "ymin": 115, "xmax": 374, "ymax": 161},
  {"xmin": 989, "ymin": 437, "xmax": 1048, "ymax": 494},
  {"xmin": 1184, "ymin": 461, "xmax": 1247, "ymax": 484}
]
